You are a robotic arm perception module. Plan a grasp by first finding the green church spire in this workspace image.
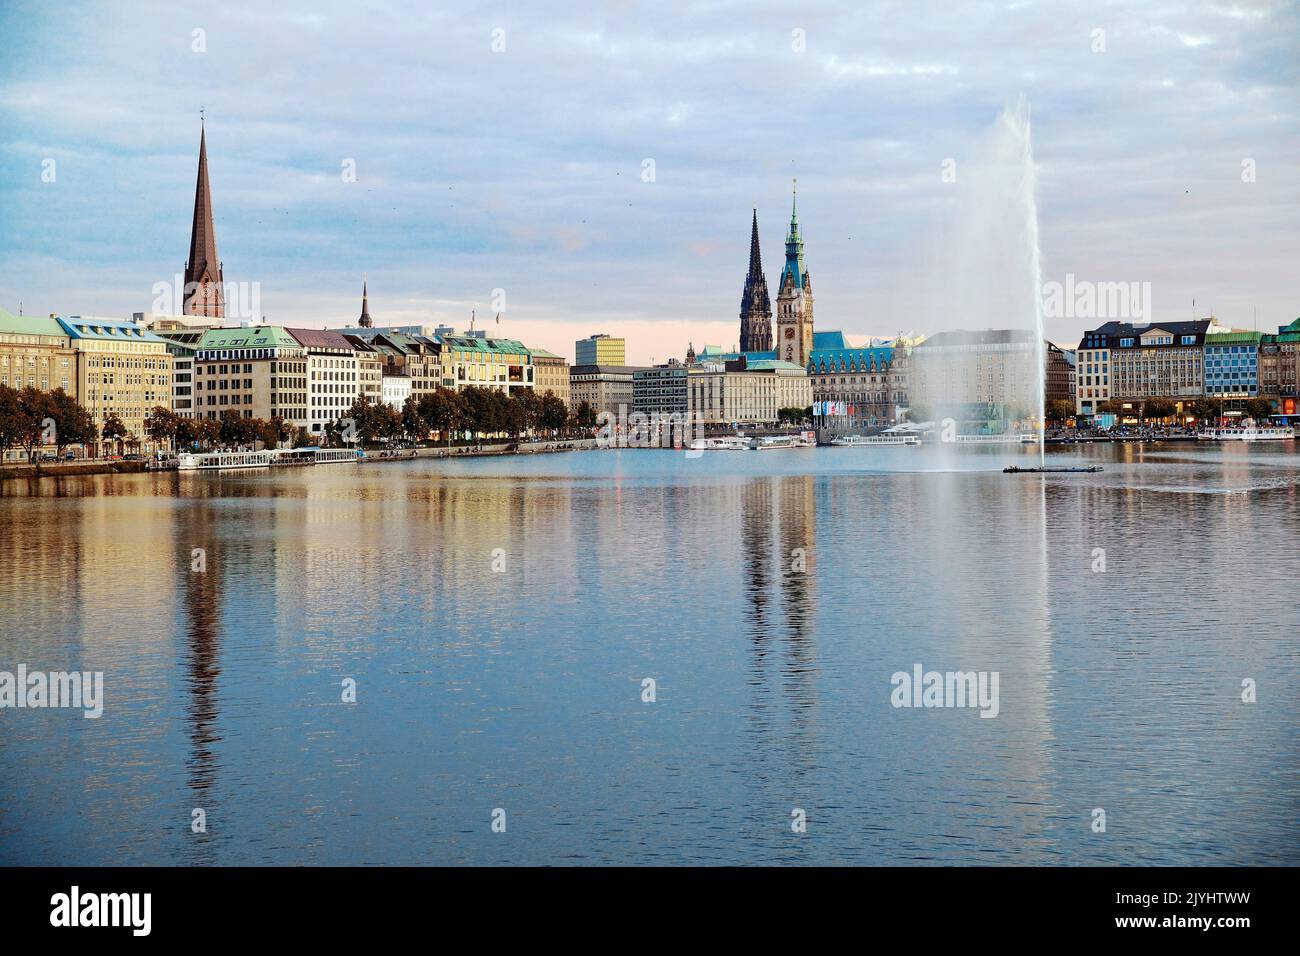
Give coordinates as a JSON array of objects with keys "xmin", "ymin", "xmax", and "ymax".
[{"xmin": 781, "ymin": 178, "xmax": 805, "ymax": 291}]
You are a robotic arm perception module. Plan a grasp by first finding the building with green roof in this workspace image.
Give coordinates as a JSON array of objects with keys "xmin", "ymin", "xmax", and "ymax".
[
  {"xmin": 437, "ymin": 333, "xmax": 534, "ymax": 393},
  {"xmin": 1260, "ymin": 321, "xmax": 1300, "ymax": 416},
  {"xmin": 0, "ymin": 310, "xmax": 80, "ymax": 460},
  {"xmin": 196, "ymin": 325, "xmax": 304, "ymax": 356},
  {"xmin": 1204, "ymin": 331, "xmax": 1261, "ymax": 399},
  {"xmin": 52, "ymin": 316, "xmax": 174, "ymax": 454},
  {"xmin": 191, "ymin": 325, "xmax": 308, "ymax": 426}
]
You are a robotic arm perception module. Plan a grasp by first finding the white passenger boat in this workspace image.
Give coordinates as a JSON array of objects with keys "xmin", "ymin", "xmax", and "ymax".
[
  {"xmin": 274, "ymin": 446, "xmax": 363, "ymax": 465},
  {"xmin": 1197, "ymin": 427, "xmax": 1296, "ymax": 442},
  {"xmin": 689, "ymin": 437, "xmax": 753, "ymax": 451},
  {"xmin": 310, "ymin": 448, "xmax": 364, "ymax": 463},
  {"xmin": 952, "ymin": 433, "xmax": 1037, "ymax": 444},
  {"xmin": 177, "ymin": 450, "xmax": 277, "ymax": 471},
  {"xmin": 274, "ymin": 448, "xmax": 319, "ymax": 466},
  {"xmin": 832, "ymin": 434, "xmax": 920, "ymax": 446},
  {"xmin": 755, "ymin": 435, "xmax": 813, "ymax": 449}
]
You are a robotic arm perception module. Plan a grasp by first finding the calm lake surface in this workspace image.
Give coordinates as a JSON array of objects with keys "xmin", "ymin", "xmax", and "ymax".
[{"xmin": 2, "ymin": 441, "xmax": 1297, "ymax": 866}]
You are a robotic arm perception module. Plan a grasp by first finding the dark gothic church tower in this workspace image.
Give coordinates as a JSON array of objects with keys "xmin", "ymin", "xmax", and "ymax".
[
  {"xmin": 183, "ymin": 122, "xmax": 224, "ymax": 318},
  {"xmin": 358, "ymin": 278, "xmax": 373, "ymax": 328},
  {"xmin": 739, "ymin": 209, "xmax": 772, "ymax": 353}
]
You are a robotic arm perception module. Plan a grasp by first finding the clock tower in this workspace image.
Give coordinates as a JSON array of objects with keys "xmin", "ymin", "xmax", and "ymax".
[{"xmin": 774, "ymin": 180, "xmax": 813, "ymax": 368}]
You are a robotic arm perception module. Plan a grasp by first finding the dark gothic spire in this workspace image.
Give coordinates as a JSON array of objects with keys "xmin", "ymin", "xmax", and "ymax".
[
  {"xmin": 739, "ymin": 208, "xmax": 772, "ymax": 352},
  {"xmin": 183, "ymin": 121, "xmax": 225, "ymax": 317},
  {"xmin": 359, "ymin": 277, "xmax": 373, "ymax": 328}
]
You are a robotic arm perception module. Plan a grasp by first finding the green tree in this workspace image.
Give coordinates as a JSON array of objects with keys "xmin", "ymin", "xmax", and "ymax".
[
  {"xmin": 1141, "ymin": 398, "xmax": 1177, "ymax": 422},
  {"xmin": 462, "ymin": 386, "xmax": 497, "ymax": 440},
  {"xmin": 0, "ymin": 384, "xmax": 25, "ymax": 459},
  {"xmin": 219, "ymin": 409, "xmax": 253, "ymax": 448},
  {"xmin": 13, "ymin": 386, "xmax": 54, "ymax": 464},
  {"xmin": 401, "ymin": 395, "xmax": 425, "ymax": 442},
  {"xmin": 571, "ymin": 400, "xmax": 597, "ymax": 433},
  {"xmin": 419, "ymin": 387, "xmax": 465, "ymax": 445},
  {"xmin": 1188, "ymin": 397, "xmax": 1223, "ymax": 424},
  {"xmin": 515, "ymin": 388, "xmax": 542, "ymax": 434},
  {"xmin": 197, "ymin": 418, "xmax": 223, "ymax": 450},
  {"xmin": 377, "ymin": 403, "xmax": 403, "ymax": 442},
  {"xmin": 342, "ymin": 400, "xmax": 377, "ymax": 444},
  {"xmin": 145, "ymin": 405, "xmax": 178, "ymax": 452},
  {"xmin": 174, "ymin": 416, "xmax": 198, "ymax": 451},
  {"xmin": 503, "ymin": 392, "xmax": 528, "ymax": 439},
  {"xmin": 1045, "ymin": 399, "xmax": 1075, "ymax": 422},
  {"xmin": 273, "ymin": 417, "xmax": 296, "ymax": 448},
  {"xmin": 101, "ymin": 413, "xmax": 127, "ymax": 454},
  {"xmin": 47, "ymin": 389, "xmax": 96, "ymax": 458},
  {"xmin": 539, "ymin": 393, "xmax": 569, "ymax": 436},
  {"xmin": 252, "ymin": 418, "xmax": 281, "ymax": 450},
  {"xmin": 1243, "ymin": 397, "xmax": 1275, "ymax": 422}
]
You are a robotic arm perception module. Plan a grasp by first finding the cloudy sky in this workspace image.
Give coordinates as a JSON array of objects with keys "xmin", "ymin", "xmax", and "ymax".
[{"xmin": 1, "ymin": 0, "xmax": 1296, "ymax": 364}]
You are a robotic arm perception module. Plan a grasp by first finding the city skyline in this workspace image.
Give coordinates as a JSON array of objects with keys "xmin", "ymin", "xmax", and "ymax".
[{"xmin": 1, "ymin": 1, "xmax": 1298, "ymax": 367}]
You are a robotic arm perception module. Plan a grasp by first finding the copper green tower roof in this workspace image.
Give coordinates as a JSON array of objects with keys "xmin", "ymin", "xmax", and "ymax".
[{"xmin": 780, "ymin": 178, "xmax": 806, "ymax": 292}]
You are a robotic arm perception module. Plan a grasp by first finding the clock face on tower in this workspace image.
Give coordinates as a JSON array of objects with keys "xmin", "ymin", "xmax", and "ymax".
[{"xmin": 785, "ymin": 328, "xmax": 795, "ymax": 339}]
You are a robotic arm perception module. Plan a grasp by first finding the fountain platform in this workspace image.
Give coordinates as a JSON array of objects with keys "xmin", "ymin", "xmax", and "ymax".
[{"xmin": 1004, "ymin": 466, "xmax": 1103, "ymax": 474}]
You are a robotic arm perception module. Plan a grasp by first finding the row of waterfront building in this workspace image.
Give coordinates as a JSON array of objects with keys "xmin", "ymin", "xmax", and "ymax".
[
  {"xmin": 6, "ymin": 124, "xmax": 1298, "ymax": 462},
  {"xmin": 1073, "ymin": 318, "xmax": 1300, "ymax": 418}
]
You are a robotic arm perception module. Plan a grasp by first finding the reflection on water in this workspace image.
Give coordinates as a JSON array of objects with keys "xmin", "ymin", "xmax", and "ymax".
[{"xmin": 1, "ymin": 443, "xmax": 1297, "ymax": 865}]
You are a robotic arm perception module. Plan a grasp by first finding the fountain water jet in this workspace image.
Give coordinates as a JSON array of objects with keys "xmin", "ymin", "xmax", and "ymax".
[{"xmin": 915, "ymin": 96, "xmax": 1047, "ymax": 467}]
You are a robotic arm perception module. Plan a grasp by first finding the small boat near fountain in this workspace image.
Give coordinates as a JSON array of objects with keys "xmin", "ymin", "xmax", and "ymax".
[
  {"xmin": 1004, "ymin": 465, "xmax": 1103, "ymax": 474},
  {"xmin": 832, "ymin": 434, "xmax": 921, "ymax": 446},
  {"xmin": 954, "ymin": 434, "xmax": 1037, "ymax": 445}
]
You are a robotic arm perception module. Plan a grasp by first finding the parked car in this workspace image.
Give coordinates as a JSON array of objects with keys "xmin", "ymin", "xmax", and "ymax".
[
  {"xmin": 64, "ymin": 452, "xmax": 76, "ymax": 461},
  {"xmin": 39, "ymin": 453, "xmax": 58, "ymax": 462},
  {"xmin": 123, "ymin": 453, "xmax": 146, "ymax": 461}
]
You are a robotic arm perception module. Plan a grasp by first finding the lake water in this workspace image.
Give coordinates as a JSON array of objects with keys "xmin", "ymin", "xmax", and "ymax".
[{"xmin": 2, "ymin": 441, "xmax": 1297, "ymax": 865}]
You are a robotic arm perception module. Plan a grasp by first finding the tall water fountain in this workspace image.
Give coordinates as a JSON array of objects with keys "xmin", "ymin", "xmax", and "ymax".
[{"xmin": 917, "ymin": 97, "xmax": 1046, "ymax": 467}]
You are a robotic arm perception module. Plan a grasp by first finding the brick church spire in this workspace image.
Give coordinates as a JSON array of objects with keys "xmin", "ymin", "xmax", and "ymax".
[
  {"xmin": 739, "ymin": 208, "xmax": 772, "ymax": 353},
  {"xmin": 183, "ymin": 119, "xmax": 224, "ymax": 318}
]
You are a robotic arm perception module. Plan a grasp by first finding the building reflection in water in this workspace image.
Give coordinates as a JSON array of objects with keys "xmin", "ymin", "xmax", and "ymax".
[
  {"xmin": 176, "ymin": 497, "xmax": 222, "ymax": 864},
  {"xmin": 738, "ymin": 475, "xmax": 820, "ymax": 823}
]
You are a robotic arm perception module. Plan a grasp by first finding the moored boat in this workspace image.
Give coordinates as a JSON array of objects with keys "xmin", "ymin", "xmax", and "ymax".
[
  {"xmin": 177, "ymin": 450, "xmax": 277, "ymax": 471},
  {"xmin": 1197, "ymin": 427, "xmax": 1296, "ymax": 442},
  {"xmin": 689, "ymin": 436, "xmax": 755, "ymax": 451},
  {"xmin": 755, "ymin": 434, "xmax": 813, "ymax": 449},
  {"xmin": 952, "ymin": 433, "xmax": 1037, "ymax": 444},
  {"xmin": 311, "ymin": 447, "xmax": 365, "ymax": 463},
  {"xmin": 832, "ymin": 434, "xmax": 920, "ymax": 446}
]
